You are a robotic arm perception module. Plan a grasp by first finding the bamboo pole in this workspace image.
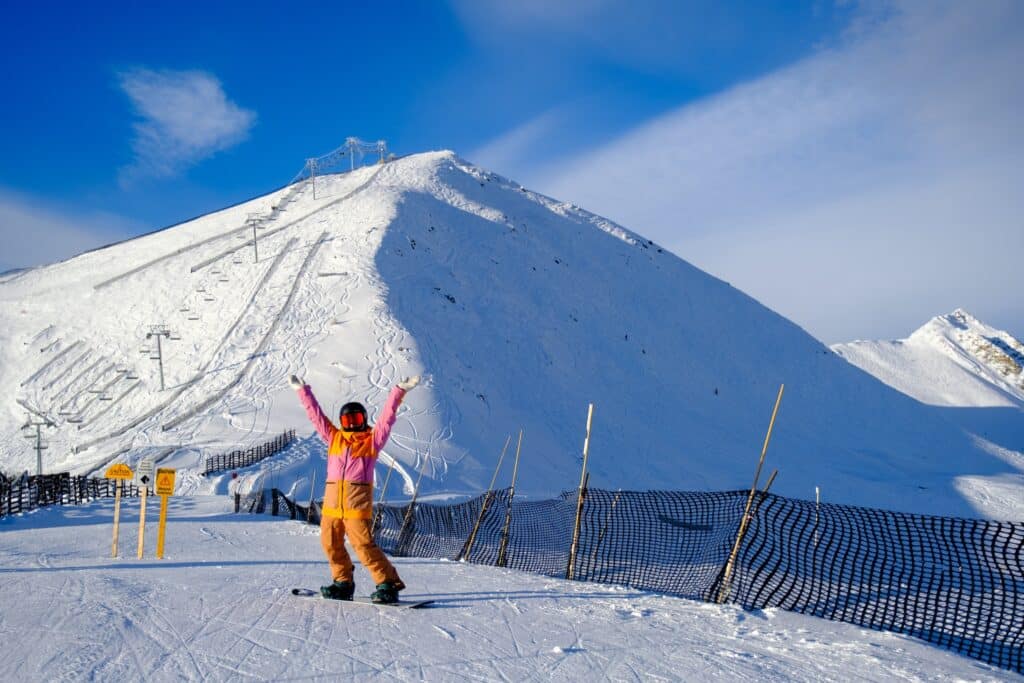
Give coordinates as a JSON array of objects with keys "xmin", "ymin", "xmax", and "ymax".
[
  {"xmin": 459, "ymin": 434, "xmax": 513, "ymax": 562},
  {"xmin": 111, "ymin": 479, "xmax": 122, "ymax": 558},
  {"xmin": 746, "ymin": 469, "xmax": 778, "ymax": 518},
  {"xmin": 136, "ymin": 486, "xmax": 148, "ymax": 559},
  {"xmin": 716, "ymin": 384, "xmax": 784, "ymax": 604},
  {"xmin": 566, "ymin": 403, "xmax": 595, "ymax": 580},
  {"xmin": 814, "ymin": 485, "xmax": 820, "ymax": 547},
  {"xmin": 495, "ymin": 430, "xmax": 524, "ymax": 568}
]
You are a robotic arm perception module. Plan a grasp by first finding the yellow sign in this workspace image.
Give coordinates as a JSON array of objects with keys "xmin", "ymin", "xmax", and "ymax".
[
  {"xmin": 155, "ymin": 468, "xmax": 176, "ymax": 559},
  {"xmin": 105, "ymin": 463, "xmax": 134, "ymax": 480},
  {"xmin": 155, "ymin": 468, "xmax": 176, "ymax": 496}
]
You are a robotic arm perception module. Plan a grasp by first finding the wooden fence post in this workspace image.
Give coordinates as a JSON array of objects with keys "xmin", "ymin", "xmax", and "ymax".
[
  {"xmin": 459, "ymin": 434, "xmax": 513, "ymax": 562},
  {"xmin": 496, "ymin": 430, "xmax": 524, "ymax": 568},
  {"xmin": 716, "ymin": 384, "xmax": 784, "ymax": 604},
  {"xmin": 566, "ymin": 403, "xmax": 595, "ymax": 580}
]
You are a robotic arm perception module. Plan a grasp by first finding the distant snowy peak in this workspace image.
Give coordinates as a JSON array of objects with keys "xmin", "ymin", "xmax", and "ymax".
[
  {"xmin": 914, "ymin": 309, "xmax": 1024, "ymax": 387},
  {"xmin": 833, "ymin": 310, "xmax": 1024, "ymax": 408},
  {"xmin": 910, "ymin": 309, "xmax": 1024, "ymax": 396}
]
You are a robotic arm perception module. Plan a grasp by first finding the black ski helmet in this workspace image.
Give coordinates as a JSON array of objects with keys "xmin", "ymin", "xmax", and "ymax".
[{"xmin": 339, "ymin": 402, "xmax": 368, "ymax": 431}]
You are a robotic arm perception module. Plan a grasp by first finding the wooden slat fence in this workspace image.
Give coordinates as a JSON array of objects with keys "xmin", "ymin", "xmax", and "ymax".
[
  {"xmin": 0, "ymin": 472, "xmax": 140, "ymax": 518},
  {"xmin": 202, "ymin": 430, "xmax": 296, "ymax": 476}
]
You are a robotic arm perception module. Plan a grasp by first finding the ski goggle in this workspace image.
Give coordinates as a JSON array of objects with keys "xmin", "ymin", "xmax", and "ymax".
[{"xmin": 340, "ymin": 412, "xmax": 366, "ymax": 429}]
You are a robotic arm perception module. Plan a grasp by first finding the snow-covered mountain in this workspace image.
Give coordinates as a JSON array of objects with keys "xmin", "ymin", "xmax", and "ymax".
[
  {"xmin": 2, "ymin": 152, "xmax": 1022, "ymax": 518},
  {"xmin": 833, "ymin": 309, "xmax": 1024, "ymax": 466},
  {"xmin": 833, "ymin": 309, "xmax": 1024, "ymax": 409}
]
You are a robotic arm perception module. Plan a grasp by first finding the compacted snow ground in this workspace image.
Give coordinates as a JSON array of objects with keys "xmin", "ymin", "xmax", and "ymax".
[{"xmin": 0, "ymin": 497, "xmax": 1015, "ymax": 681}]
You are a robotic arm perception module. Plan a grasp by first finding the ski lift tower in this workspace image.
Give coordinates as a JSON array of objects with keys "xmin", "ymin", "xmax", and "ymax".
[
  {"xmin": 344, "ymin": 137, "xmax": 389, "ymax": 170},
  {"xmin": 21, "ymin": 414, "xmax": 56, "ymax": 476},
  {"xmin": 246, "ymin": 214, "xmax": 266, "ymax": 263},
  {"xmin": 146, "ymin": 324, "xmax": 179, "ymax": 391}
]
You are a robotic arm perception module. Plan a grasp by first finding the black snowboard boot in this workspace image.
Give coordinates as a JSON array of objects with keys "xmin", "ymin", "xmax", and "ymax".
[
  {"xmin": 320, "ymin": 580, "xmax": 355, "ymax": 601},
  {"xmin": 370, "ymin": 581, "xmax": 402, "ymax": 604}
]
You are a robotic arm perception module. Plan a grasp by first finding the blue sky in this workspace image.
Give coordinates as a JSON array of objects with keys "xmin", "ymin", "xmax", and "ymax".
[{"xmin": 1, "ymin": 1, "xmax": 1021, "ymax": 343}]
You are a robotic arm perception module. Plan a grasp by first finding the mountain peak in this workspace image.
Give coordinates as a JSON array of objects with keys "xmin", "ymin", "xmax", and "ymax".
[
  {"xmin": 2, "ymin": 154, "xmax": 1021, "ymax": 518},
  {"xmin": 945, "ymin": 308, "xmax": 979, "ymax": 328},
  {"xmin": 835, "ymin": 309, "xmax": 1024, "ymax": 418}
]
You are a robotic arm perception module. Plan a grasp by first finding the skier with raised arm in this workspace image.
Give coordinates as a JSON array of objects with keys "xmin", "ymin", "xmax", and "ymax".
[{"xmin": 289, "ymin": 374, "xmax": 419, "ymax": 603}]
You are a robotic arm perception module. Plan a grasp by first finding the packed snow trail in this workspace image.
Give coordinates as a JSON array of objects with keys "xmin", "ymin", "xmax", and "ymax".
[{"xmin": 0, "ymin": 499, "xmax": 1014, "ymax": 681}]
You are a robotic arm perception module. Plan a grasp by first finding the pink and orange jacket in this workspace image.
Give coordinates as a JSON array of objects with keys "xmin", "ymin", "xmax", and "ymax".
[{"xmin": 297, "ymin": 384, "xmax": 406, "ymax": 484}]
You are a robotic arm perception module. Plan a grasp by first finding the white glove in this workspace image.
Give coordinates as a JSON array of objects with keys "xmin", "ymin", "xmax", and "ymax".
[
  {"xmin": 397, "ymin": 375, "xmax": 420, "ymax": 391},
  {"xmin": 289, "ymin": 375, "xmax": 304, "ymax": 390}
]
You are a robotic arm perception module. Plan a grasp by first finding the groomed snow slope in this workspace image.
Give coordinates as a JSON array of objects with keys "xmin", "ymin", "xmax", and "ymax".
[
  {"xmin": 0, "ymin": 499, "xmax": 1013, "ymax": 682},
  {"xmin": 2, "ymin": 153, "xmax": 1023, "ymax": 519}
]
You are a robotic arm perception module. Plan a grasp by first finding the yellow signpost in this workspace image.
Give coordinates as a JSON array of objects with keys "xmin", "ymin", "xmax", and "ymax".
[
  {"xmin": 105, "ymin": 463, "xmax": 134, "ymax": 558},
  {"xmin": 155, "ymin": 468, "xmax": 176, "ymax": 559}
]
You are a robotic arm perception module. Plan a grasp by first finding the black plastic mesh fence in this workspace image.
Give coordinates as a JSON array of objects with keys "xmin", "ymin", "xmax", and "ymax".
[
  {"xmin": 0, "ymin": 472, "xmax": 140, "ymax": 518},
  {"xmin": 727, "ymin": 494, "xmax": 1024, "ymax": 673},
  {"xmin": 203, "ymin": 430, "xmax": 296, "ymax": 476},
  {"xmin": 247, "ymin": 486, "xmax": 1023, "ymax": 673}
]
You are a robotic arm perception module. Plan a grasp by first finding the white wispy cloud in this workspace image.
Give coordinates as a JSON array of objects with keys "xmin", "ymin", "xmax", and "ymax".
[
  {"xmin": 118, "ymin": 68, "xmax": 256, "ymax": 184},
  {"xmin": 517, "ymin": 1, "xmax": 1024, "ymax": 343},
  {"xmin": 449, "ymin": 0, "xmax": 613, "ymax": 35},
  {"xmin": 0, "ymin": 189, "xmax": 141, "ymax": 272},
  {"xmin": 467, "ymin": 109, "xmax": 565, "ymax": 182}
]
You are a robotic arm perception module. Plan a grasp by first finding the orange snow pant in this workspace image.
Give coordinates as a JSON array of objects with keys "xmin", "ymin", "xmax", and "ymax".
[{"xmin": 320, "ymin": 480, "xmax": 402, "ymax": 586}]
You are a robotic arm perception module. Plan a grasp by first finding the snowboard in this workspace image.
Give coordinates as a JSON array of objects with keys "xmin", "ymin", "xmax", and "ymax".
[{"xmin": 291, "ymin": 587, "xmax": 434, "ymax": 608}]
